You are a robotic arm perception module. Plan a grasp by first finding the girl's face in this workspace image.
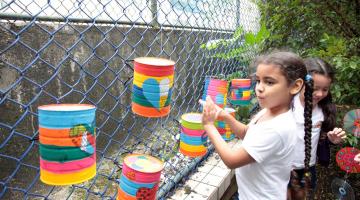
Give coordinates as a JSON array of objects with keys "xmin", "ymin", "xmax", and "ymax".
[
  {"xmin": 255, "ymin": 64, "xmax": 302, "ymax": 114},
  {"xmin": 310, "ymin": 73, "xmax": 332, "ymax": 106}
]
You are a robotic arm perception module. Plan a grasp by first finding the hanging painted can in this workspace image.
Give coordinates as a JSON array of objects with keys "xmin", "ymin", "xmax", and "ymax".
[
  {"xmin": 229, "ymin": 78, "xmax": 251, "ymax": 106},
  {"xmin": 132, "ymin": 57, "xmax": 175, "ymax": 117},
  {"xmin": 118, "ymin": 154, "xmax": 164, "ymax": 200},
  {"xmin": 202, "ymin": 76, "xmax": 228, "ymax": 108},
  {"xmin": 179, "ymin": 113, "xmax": 207, "ymax": 157},
  {"xmin": 38, "ymin": 104, "xmax": 96, "ymax": 185}
]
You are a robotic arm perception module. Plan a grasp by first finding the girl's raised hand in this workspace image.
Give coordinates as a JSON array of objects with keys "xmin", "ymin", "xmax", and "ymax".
[
  {"xmin": 327, "ymin": 127, "xmax": 346, "ymax": 144},
  {"xmin": 354, "ymin": 153, "xmax": 360, "ymax": 164},
  {"xmin": 200, "ymin": 96, "xmax": 222, "ymax": 126}
]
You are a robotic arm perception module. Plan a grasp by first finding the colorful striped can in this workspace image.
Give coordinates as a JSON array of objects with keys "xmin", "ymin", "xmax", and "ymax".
[
  {"xmin": 38, "ymin": 104, "xmax": 96, "ymax": 185},
  {"xmin": 202, "ymin": 77, "xmax": 228, "ymax": 108},
  {"xmin": 118, "ymin": 154, "xmax": 164, "ymax": 200},
  {"xmin": 229, "ymin": 79, "xmax": 252, "ymax": 106},
  {"xmin": 179, "ymin": 113, "xmax": 207, "ymax": 157},
  {"xmin": 132, "ymin": 57, "xmax": 175, "ymax": 118}
]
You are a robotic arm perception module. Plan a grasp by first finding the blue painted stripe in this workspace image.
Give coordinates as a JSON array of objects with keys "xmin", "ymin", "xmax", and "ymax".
[
  {"xmin": 119, "ymin": 174, "xmax": 156, "ymax": 196},
  {"xmin": 180, "ymin": 133, "xmax": 207, "ymax": 145},
  {"xmin": 39, "ymin": 109, "xmax": 95, "ymax": 129},
  {"xmin": 223, "ymin": 134, "xmax": 235, "ymax": 141},
  {"xmin": 215, "ymin": 121, "xmax": 226, "ymax": 128},
  {"xmin": 132, "ymin": 88, "xmax": 173, "ymax": 101}
]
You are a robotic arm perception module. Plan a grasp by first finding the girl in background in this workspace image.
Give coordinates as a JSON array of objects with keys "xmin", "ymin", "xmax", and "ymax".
[
  {"xmin": 288, "ymin": 58, "xmax": 346, "ymax": 199},
  {"xmin": 201, "ymin": 51, "xmax": 311, "ymax": 199}
]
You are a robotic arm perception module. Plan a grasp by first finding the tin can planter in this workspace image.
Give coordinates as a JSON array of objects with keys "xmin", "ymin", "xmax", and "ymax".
[
  {"xmin": 179, "ymin": 113, "xmax": 207, "ymax": 157},
  {"xmin": 229, "ymin": 79, "xmax": 251, "ymax": 106},
  {"xmin": 38, "ymin": 104, "xmax": 96, "ymax": 185},
  {"xmin": 202, "ymin": 77, "xmax": 228, "ymax": 108},
  {"xmin": 118, "ymin": 154, "xmax": 164, "ymax": 200},
  {"xmin": 132, "ymin": 57, "xmax": 175, "ymax": 118}
]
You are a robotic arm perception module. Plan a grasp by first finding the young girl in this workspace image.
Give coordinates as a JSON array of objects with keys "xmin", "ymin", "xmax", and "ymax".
[
  {"xmin": 288, "ymin": 58, "xmax": 346, "ymax": 199},
  {"xmin": 201, "ymin": 51, "xmax": 310, "ymax": 199}
]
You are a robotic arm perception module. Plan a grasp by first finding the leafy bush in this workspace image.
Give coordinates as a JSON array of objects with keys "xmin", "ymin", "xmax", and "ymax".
[
  {"xmin": 200, "ymin": 22, "xmax": 269, "ymax": 66},
  {"xmin": 306, "ymin": 34, "xmax": 360, "ymax": 106},
  {"xmin": 256, "ymin": 0, "xmax": 360, "ymax": 106}
]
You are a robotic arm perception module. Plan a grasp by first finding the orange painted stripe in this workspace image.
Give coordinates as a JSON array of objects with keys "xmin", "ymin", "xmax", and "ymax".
[
  {"xmin": 39, "ymin": 125, "xmax": 95, "ymax": 138},
  {"xmin": 117, "ymin": 187, "xmax": 136, "ymax": 200},
  {"xmin": 39, "ymin": 127, "xmax": 73, "ymax": 138},
  {"xmin": 131, "ymin": 102, "xmax": 170, "ymax": 118},
  {"xmin": 39, "ymin": 134, "xmax": 95, "ymax": 147},
  {"xmin": 179, "ymin": 148, "xmax": 207, "ymax": 158}
]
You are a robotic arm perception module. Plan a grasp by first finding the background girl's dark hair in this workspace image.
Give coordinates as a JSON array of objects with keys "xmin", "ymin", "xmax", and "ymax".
[
  {"xmin": 304, "ymin": 58, "xmax": 336, "ymax": 135},
  {"xmin": 303, "ymin": 75, "xmax": 313, "ymax": 196},
  {"xmin": 255, "ymin": 51, "xmax": 314, "ymax": 197},
  {"xmin": 304, "ymin": 58, "xmax": 336, "ymax": 169}
]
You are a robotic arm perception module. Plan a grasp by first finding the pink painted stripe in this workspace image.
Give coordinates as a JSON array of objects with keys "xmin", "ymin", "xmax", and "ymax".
[
  {"xmin": 181, "ymin": 126, "xmax": 205, "ymax": 137},
  {"xmin": 40, "ymin": 154, "xmax": 96, "ymax": 174},
  {"xmin": 122, "ymin": 163, "xmax": 161, "ymax": 183},
  {"xmin": 209, "ymin": 79, "xmax": 228, "ymax": 86},
  {"xmin": 206, "ymin": 89, "xmax": 227, "ymax": 96},
  {"xmin": 206, "ymin": 85, "xmax": 228, "ymax": 92}
]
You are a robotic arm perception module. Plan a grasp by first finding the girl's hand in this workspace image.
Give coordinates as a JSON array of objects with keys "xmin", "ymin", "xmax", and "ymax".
[
  {"xmin": 199, "ymin": 97, "xmax": 225, "ymax": 119},
  {"xmin": 327, "ymin": 127, "xmax": 346, "ymax": 144},
  {"xmin": 354, "ymin": 153, "xmax": 360, "ymax": 164},
  {"xmin": 200, "ymin": 96, "xmax": 222, "ymax": 126}
]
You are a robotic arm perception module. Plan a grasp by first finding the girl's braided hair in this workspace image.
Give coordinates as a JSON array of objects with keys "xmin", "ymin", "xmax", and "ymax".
[{"xmin": 303, "ymin": 74, "xmax": 313, "ymax": 198}]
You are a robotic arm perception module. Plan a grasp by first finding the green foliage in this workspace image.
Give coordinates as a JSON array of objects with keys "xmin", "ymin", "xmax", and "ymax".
[
  {"xmin": 344, "ymin": 133, "xmax": 359, "ymax": 148},
  {"xmin": 256, "ymin": 0, "xmax": 360, "ymax": 106},
  {"xmin": 200, "ymin": 23, "xmax": 269, "ymax": 65},
  {"xmin": 225, "ymin": 70, "xmax": 248, "ymax": 81},
  {"xmin": 234, "ymin": 98, "xmax": 258, "ymax": 124},
  {"xmin": 306, "ymin": 34, "xmax": 360, "ymax": 105}
]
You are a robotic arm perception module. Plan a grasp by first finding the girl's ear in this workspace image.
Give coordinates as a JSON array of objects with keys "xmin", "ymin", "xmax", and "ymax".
[{"xmin": 290, "ymin": 78, "xmax": 304, "ymax": 95}]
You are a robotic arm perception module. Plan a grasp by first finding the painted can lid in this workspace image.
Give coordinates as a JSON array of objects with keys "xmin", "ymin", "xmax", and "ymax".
[
  {"xmin": 134, "ymin": 57, "xmax": 175, "ymax": 67},
  {"xmin": 38, "ymin": 104, "xmax": 95, "ymax": 111},
  {"xmin": 181, "ymin": 113, "xmax": 202, "ymax": 123},
  {"xmin": 124, "ymin": 154, "xmax": 164, "ymax": 173}
]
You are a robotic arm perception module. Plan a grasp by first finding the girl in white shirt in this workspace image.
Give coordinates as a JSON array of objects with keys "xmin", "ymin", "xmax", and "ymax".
[
  {"xmin": 288, "ymin": 58, "xmax": 346, "ymax": 200},
  {"xmin": 201, "ymin": 51, "xmax": 311, "ymax": 200}
]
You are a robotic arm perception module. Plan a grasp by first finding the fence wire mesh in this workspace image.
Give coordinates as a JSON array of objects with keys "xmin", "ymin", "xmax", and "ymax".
[{"xmin": 0, "ymin": 0, "xmax": 260, "ymax": 199}]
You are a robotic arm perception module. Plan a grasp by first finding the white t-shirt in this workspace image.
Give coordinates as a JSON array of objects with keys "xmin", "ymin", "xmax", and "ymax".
[
  {"xmin": 235, "ymin": 108, "xmax": 297, "ymax": 200},
  {"xmin": 291, "ymin": 94, "xmax": 324, "ymax": 168}
]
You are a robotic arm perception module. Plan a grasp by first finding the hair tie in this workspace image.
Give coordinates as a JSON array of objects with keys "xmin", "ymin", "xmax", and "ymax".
[{"xmin": 305, "ymin": 74, "xmax": 312, "ymax": 81}]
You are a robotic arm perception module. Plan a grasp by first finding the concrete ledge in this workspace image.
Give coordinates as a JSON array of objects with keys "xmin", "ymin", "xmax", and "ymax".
[{"xmin": 166, "ymin": 138, "xmax": 242, "ymax": 200}]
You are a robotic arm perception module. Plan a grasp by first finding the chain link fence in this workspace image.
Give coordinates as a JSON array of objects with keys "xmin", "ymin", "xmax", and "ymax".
[{"xmin": 0, "ymin": 0, "xmax": 260, "ymax": 199}]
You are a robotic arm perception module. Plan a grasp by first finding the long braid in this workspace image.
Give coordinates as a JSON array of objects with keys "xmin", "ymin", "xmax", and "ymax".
[
  {"xmin": 303, "ymin": 74, "xmax": 313, "ymax": 199},
  {"xmin": 304, "ymin": 58, "xmax": 336, "ymax": 167}
]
